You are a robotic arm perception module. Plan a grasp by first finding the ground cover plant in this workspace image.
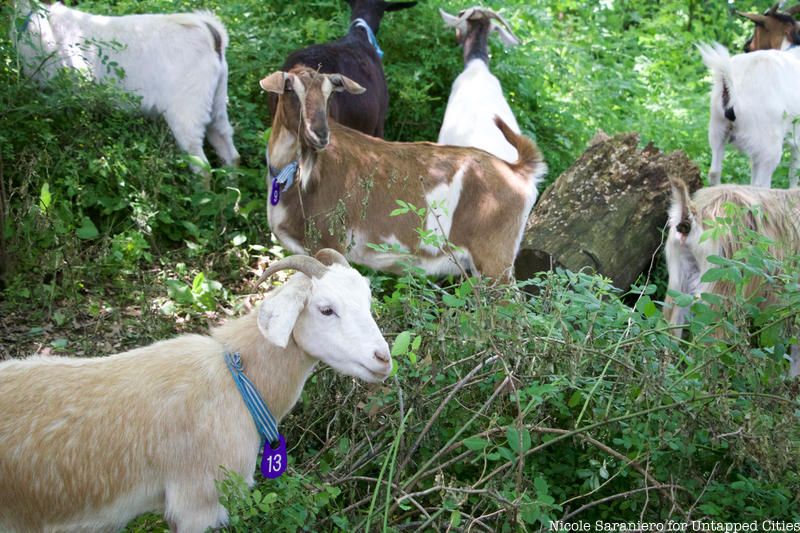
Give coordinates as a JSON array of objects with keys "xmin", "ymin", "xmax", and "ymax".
[{"xmin": 1, "ymin": 0, "xmax": 798, "ymax": 531}]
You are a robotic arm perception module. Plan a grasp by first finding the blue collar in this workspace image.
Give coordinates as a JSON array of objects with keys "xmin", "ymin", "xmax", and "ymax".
[
  {"xmin": 224, "ymin": 351, "xmax": 280, "ymax": 445},
  {"xmin": 351, "ymin": 18, "xmax": 383, "ymax": 59},
  {"xmin": 265, "ymin": 147, "xmax": 298, "ymax": 205},
  {"xmin": 17, "ymin": 10, "xmax": 34, "ymax": 34}
]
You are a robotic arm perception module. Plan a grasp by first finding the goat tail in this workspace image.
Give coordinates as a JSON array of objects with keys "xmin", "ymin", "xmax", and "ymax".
[
  {"xmin": 697, "ymin": 42, "xmax": 736, "ymax": 119},
  {"xmin": 193, "ymin": 11, "xmax": 229, "ymax": 59},
  {"xmin": 667, "ymin": 175, "xmax": 693, "ymax": 236},
  {"xmin": 493, "ymin": 116, "xmax": 547, "ymax": 185}
]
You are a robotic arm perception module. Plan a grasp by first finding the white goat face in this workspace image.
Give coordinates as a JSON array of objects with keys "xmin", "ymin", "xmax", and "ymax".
[{"xmin": 257, "ymin": 265, "xmax": 391, "ymax": 383}]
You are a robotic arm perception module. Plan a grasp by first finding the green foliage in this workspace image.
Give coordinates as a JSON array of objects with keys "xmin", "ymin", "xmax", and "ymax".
[{"xmin": 2, "ymin": 0, "xmax": 798, "ymax": 530}]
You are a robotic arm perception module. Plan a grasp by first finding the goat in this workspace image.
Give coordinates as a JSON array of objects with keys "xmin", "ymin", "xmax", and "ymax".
[
  {"xmin": 438, "ymin": 6, "xmax": 522, "ymax": 162},
  {"xmin": 13, "ymin": 0, "xmax": 240, "ymax": 179},
  {"xmin": 261, "ymin": 66, "xmax": 546, "ymax": 280},
  {"xmin": 698, "ymin": 42, "xmax": 800, "ymax": 188},
  {"xmin": 0, "ymin": 250, "xmax": 391, "ymax": 533},
  {"xmin": 740, "ymin": 3, "xmax": 800, "ymax": 52},
  {"xmin": 268, "ymin": 0, "xmax": 416, "ymax": 138},
  {"xmin": 664, "ymin": 177, "xmax": 800, "ymax": 377}
]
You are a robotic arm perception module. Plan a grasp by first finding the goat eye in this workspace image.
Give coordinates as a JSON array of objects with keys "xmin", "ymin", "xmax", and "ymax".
[{"xmin": 320, "ymin": 307, "xmax": 336, "ymax": 317}]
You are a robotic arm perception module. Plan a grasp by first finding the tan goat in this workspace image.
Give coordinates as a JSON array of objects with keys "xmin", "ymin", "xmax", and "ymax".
[
  {"xmin": 0, "ymin": 250, "xmax": 391, "ymax": 532},
  {"xmin": 261, "ymin": 66, "xmax": 546, "ymax": 279},
  {"xmin": 664, "ymin": 178, "xmax": 800, "ymax": 376}
]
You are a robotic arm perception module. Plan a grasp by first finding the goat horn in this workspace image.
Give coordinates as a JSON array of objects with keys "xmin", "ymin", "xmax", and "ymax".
[
  {"xmin": 254, "ymin": 255, "xmax": 328, "ymax": 288},
  {"xmin": 315, "ymin": 248, "xmax": 350, "ymax": 268},
  {"xmin": 787, "ymin": 3, "xmax": 800, "ymax": 15},
  {"xmin": 485, "ymin": 9, "xmax": 515, "ymax": 34},
  {"xmin": 767, "ymin": 2, "xmax": 781, "ymax": 14},
  {"xmin": 451, "ymin": 7, "xmax": 476, "ymax": 26}
]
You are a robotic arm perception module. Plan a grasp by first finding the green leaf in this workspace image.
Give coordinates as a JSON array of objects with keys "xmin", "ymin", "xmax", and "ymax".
[
  {"xmin": 442, "ymin": 293, "xmax": 466, "ymax": 307},
  {"xmin": 534, "ymin": 476, "xmax": 549, "ymax": 496},
  {"xmin": 567, "ymin": 390, "xmax": 583, "ymax": 408},
  {"xmin": 463, "ymin": 437, "xmax": 490, "ymax": 451},
  {"xmin": 506, "ymin": 427, "xmax": 532, "ymax": 454},
  {"xmin": 635, "ymin": 295, "xmax": 657, "ymax": 317},
  {"xmin": 51, "ymin": 338, "xmax": 68, "ymax": 349},
  {"xmin": 166, "ymin": 280, "xmax": 193, "ymax": 305},
  {"xmin": 411, "ymin": 335, "xmax": 422, "ymax": 351},
  {"xmin": 39, "ymin": 182, "xmax": 52, "ymax": 212},
  {"xmin": 701, "ymin": 267, "xmax": 741, "ymax": 283},
  {"xmin": 391, "ymin": 330, "xmax": 411, "ymax": 356},
  {"xmin": 75, "ymin": 217, "xmax": 99, "ymax": 240},
  {"xmin": 192, "ymin": 272, "xmax": 206, "ymax": 292}
]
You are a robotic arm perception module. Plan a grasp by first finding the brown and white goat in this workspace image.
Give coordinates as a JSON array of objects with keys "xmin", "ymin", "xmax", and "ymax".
[
  {"xmin": 741, "ymin": 3, "xmax": 800, "ymax": 52},
  {"xmin": 664, "ymin": 177, "xmax": 800, "ymax": 376},
  {"xmin": 261, "ymin": 66, "xmax": 546, "ymax": 279}
]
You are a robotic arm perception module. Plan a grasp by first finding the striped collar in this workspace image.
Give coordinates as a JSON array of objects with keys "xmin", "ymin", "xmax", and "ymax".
[
  {"xmin": 351, "ymin": 18, "xmax": 383, "ymax": 59},
  {"xmin": 224, "ymin": 351, "xmax": 280, "ymax": 445},
  {"xmin": 265, "ymin": 147, "xmax": 298, "ymax": 205},
  {"xmin": 17, "ymin": 10, "xmax": 34, "ymax": 34}
]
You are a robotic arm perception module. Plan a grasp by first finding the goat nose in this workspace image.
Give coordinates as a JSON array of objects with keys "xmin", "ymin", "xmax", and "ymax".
[
  {"xmin": 312, "ymin": 126, "xmax": 328, "ymax": 139},
  {"xmin": 374, "ymin": 350, "xmax": 390, "ymax": 365}
]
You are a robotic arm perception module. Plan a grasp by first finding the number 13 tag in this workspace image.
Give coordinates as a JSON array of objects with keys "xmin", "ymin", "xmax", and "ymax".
[{"xmin": 261, "ymin": 434, "xmax": 287, "ymax": 479}]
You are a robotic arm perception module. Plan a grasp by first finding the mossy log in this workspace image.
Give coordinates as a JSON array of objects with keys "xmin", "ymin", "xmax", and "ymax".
[{"xmin": 514, "ymin": 132, "xmax": 703, "ymax": 290}]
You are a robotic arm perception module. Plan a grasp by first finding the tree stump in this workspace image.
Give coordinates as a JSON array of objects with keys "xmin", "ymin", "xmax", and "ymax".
[{"xmin": 514, "ymin": 132, "xmax": 703, "ymax": 290}]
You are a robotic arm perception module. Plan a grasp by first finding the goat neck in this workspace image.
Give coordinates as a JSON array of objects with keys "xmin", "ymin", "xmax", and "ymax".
[
  {"xmin": 212, "ymin": 311, "xmax": 316, "ymax": 422},
  {"xmin": 347, "ymin": 1, "xmax": 384, "ymax": 34},
  {"xmin": 463, "ymin": 17, "xmax": 491, "ymax": 65},
  {"xmin": 268, "ymin": 95, "xmax": 313, "ymax": 182}
]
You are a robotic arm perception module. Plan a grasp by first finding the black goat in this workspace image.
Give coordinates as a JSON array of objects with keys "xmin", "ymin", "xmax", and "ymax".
[{"xmin": 269, "ymin": 0, "xmax": 416, "ymax": 138}]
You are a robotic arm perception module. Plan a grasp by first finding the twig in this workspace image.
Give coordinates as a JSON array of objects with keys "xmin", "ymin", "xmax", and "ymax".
[
  {"xmin": 395, "ymin": 375, "xmax": 512, "ymax": 516},
  {"xmin": 559, "ymin": 485, "xmax": 683, "ymax": 522},
  {"xmin": 398, "ymin": 355, "xmax": 499, "ymax": 473},
  {"xmin": 687, "ymin": 462, "xmax": 719, "ymax": 521}
]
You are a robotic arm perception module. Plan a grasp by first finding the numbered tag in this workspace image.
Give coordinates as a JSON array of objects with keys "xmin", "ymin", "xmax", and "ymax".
[
  {"xmin": 269, "ymin": 178, "xmax": 280, "ymax": 206},
  {"xmin": 261, "ymin": 434, "xmax": 287, "ymax": 479}
]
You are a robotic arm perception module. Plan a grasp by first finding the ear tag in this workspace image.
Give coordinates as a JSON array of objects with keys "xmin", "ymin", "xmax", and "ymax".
[
  {"xmin": 261, "ymin": 434, "xmax": 287, "ymax": 478},
  {"xmin": 270, "ymin": 177, "xmax": 280, "ymax": 206}
]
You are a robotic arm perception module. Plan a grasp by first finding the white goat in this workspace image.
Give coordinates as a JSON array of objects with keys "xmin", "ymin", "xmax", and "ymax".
[
  {"xmin": 13, "ymin": 0, "xmax": 240, "ymax": 177},
  {"xmin": 699, "ymin": 42, "xmax": 800, "ymax": 188},
  {"xmin": 0, "ymin": 250, "xmax": 391, "ymax": 533},
  {"xmin": 438, "ymin": 7, "xmax": 521, "ymax": 162},
  {"xmin": 664, "ymin": 178, "xmax": 800, "ymax": 376}
]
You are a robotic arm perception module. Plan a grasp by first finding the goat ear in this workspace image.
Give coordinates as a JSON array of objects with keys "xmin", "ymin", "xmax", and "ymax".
[
  {"xmin": 738, "ymin": 12, "xmax": 768, "ymax": 24},
  {"xmin": 668, "ymin": 176, "xmax": 693, "ymax": 229},
  {"xmin": 439, "ymin": 8, "xmax": 460, "ymax": 27},
  {"xmin": 260, "ymin": 72, "xmax": 290, "ymax": 95},
  {"xmin": 256, "ymin": 275, "xmax": 311, "ymax": 348},
  {"xmin": 491, "ymin": 21, "xmax": 521, "ymax": 47},
  {"xmin": 330, "ymin": 74, "xmax": 366, "ymax": 95},
  {"xmin": 385, "ymin": 1, "xmax": 417, "ymax": 13}
]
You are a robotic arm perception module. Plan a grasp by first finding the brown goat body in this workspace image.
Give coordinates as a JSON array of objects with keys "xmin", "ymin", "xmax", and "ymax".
[{"xmin": 263, "ymin": 67, "xmax": 545, "ymax": 279}]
